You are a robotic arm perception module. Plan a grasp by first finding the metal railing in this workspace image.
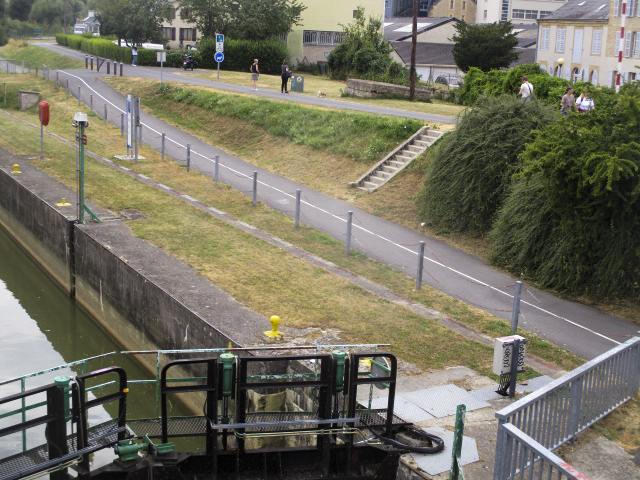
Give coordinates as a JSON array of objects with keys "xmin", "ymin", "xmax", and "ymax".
[{"xmin": 494, "ymin": 337, "xmax": 640, "ymax": 479}]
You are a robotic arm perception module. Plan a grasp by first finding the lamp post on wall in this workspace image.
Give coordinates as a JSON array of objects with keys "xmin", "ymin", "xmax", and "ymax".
[{"xmin": 557, "ymin": 57, "xmax": 565, "ymax": 78}]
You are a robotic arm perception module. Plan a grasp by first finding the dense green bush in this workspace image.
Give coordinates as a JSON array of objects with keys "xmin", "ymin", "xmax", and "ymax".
[
  {"xmin": 490, "ymin": 83, "xmax": 640, "ymax": 299},
  {"xmin": 457, "ymin": 64, "xmax": 573, "ymax": 106},
  {"xmin": 56, "ymin": 34, "xmax": 132, "ymax": 62},
  {"xmin": 417, "ymin": 95, "xmax": 555, "ymax": 235},
  {"xmin": 196, "ymin": 37, "xmax": 288, "ymax": 74},
  {"xmin": 157, "ymin": 84, "xmax": 423, "ymax": 162}
]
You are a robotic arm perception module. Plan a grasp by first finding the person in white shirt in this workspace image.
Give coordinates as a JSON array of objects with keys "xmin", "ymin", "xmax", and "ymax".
[
  {"xmin": 519, "ymin": 77, "xmax": 534, "ymax": 101},
  {"xmin": 576, "ymin": 91, "xmax": 595, "ymax": 112}
]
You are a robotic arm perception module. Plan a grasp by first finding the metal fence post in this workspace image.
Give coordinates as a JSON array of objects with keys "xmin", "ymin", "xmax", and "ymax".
[
  {"xmin": 77, "ymin": 86, "xmax": 81, "ymax": 106},
  {"xmin": 508, "ymin": 339, "xmax": 521, "ymax": 398},
  {"xmin": 104, "ymin": 104, "xmax": 107, "ymax": 123},
  {"xmin": 345, "ymin": 211, "xmax": 353, "ymax": 255},
  {"xmin": 252, "ymin": 171, "xmax": 257, "ymax": 206},
  {"xmin": 186, "ymin": 144, "xmax": 191, "ymax": 172},
  {"xmin": 90, "ymin": 94, "xmax": 93, "ymax": 112},
  {"xmin": 567, "ymin": 376, "xmax": 583, "ymax": 439},
  {"xmin": 161, "ymin": 133, "xmax": 165, "ymax": 161},
  {"xmin": 85, "ymin": 55, "xmax": 88, "ymax": 69},
  {"xmin": 119, "ymin": 62, "xmax": 123, "ymax": 76},
  {"xmin": 107, "ymin": 61, "xmax": 110, "ymax": 75},
  {"xmin": 90, "ymin": 56, "xmax": 93, "ymax": 70},
  {"xmin": 21, "ymin": 58, "xmax": 24, "ymax": 72},
  {"xmin": 449, "ymin": 404, "xmax": 466, "ymax": 480},
  {"xmin": 493, "ymin": 421, "xmax": 507, "ymax": 480},
  {"xmin": 214, "ymin": 155, "xmax": 219, "ymax": 184},
  {"xmin": 66, "ymin": 79, "xmax": 69, "ymax": 100},
  {"xmin": 120, "ymin": 113, "xmax": 124, "ymax": 136},
  {"xmin": 416, "ymin": 241, "xmax": 425, "ymax": 290},
  {"xmin": 56, "ymin": 71, "xmax": 59, "ymax": 87},
  {"xmin": 295, "ymin": 189, "xmax": 301, "ymax": 228},
  {"xmin": 511, "ymin": 281, "xmax": 522, "ymax": 334}
]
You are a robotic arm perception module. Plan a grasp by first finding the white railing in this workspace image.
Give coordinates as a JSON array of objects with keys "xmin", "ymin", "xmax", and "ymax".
[{"xmin": 494, "ymin": 337, "xmax": 640, "ymax": 479}]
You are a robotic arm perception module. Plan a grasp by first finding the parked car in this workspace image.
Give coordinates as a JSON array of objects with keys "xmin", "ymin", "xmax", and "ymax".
[{"xmin": 435, "ymin": 75, "xmax": 463, "ymax": 88}]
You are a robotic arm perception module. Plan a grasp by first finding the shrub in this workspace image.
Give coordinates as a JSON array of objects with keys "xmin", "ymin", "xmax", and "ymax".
[
  {"xmin": 417, "ymin": 95, "xmax": 556, "ymax": 235},
  {"xmin": 489, "ymin": 83, "xmax": 640, "ymax": 299},
  {"xmin": 196, "ymin": 37, "xmax": 288, "ymax": 74}
]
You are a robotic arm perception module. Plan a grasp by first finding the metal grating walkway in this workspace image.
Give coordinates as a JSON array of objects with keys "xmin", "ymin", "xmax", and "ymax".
[{"xmin": 0, "ymin": 420, "xmax": 121, "ymax": 480}]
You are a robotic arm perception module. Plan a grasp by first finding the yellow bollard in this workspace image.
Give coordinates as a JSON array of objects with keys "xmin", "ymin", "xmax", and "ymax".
[
  {"xmin": 11, "ymin": 164, "xmax": 21, "ymax": 174},
  {"xmin": 56, "ymin": 197, "xmax": 72, "ymax": 206},
  {"xmin": 263, "ymin": 315, "xmax": 283, "ymax": 338}
]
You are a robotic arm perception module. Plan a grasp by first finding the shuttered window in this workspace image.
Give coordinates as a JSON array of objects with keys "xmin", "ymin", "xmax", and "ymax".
[
  {"xmin": 555, "ymin": 28, "xmax": 565, "ymax": 52},
  {"xmin": 540, "ymin": 28, "xmax": 550, "ymax": 51},
  {"xmin": 592, "ymin": 29, "xmax": 602, "ymax": 55}
]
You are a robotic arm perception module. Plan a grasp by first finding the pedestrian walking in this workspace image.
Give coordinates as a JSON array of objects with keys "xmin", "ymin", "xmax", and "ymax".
[
  {"xmin": 250, "ymin": 59, "xmax": 259, "ymax": 90},
  {"xmin": 576, "ymin": 91, "xmax": 595, "ymax": 112},
  {"xmin": 281, "ymin": 59, "xmax": 291, "ymax": 93},
  {"xmin": 560, "ymin": 86, "xmax": 576, "ymax": 115},
  {"xmin": 131, "ymin": 46, "xmax": 138, "ymax": 66},
  {"xmin": 519, "ymin": 76, "xmax": 534, "ymax": 101}
]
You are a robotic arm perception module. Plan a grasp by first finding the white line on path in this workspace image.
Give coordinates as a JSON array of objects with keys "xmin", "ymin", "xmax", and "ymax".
[{"xmin": 57, "ymin": 70, "xmax": 620, "ymax": 346}]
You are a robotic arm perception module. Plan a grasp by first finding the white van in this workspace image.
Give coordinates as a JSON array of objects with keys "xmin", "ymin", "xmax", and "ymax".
[{"xmin": 73, "ymin": 25, "xmax": 86, "ymax": 35}]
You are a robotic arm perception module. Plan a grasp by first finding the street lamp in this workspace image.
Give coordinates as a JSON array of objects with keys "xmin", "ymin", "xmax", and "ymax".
[{"xmin": 557, "ymin": 58, "xmax": 565, "ymax": 78}]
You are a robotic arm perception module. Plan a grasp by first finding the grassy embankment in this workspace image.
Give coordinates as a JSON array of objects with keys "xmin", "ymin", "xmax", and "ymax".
[
  {"xmin": 2, "ymin": 73, "xmax": 587, "ymax": 380},
  {"xmin": 0, "ymin": 39, "xmax": 83, "ymax": 70},
  {"xmin": 183, "ymin": 69, "xmax": 466, "ymax": 118}
]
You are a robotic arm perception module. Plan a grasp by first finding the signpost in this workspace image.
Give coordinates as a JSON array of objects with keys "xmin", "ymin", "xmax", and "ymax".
[
  {"xmin": 156, "ymin": 51, "xmax": 166, "ymax": 86},
  {"xmin": 215, "ymin": 34, "xmax": 224, "ymax": 80}
]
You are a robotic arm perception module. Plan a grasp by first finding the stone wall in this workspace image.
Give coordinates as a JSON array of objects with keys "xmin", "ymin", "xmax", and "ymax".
[{"xmin": 344, "ymin": 78, "xmax": 435, "ymax": 101}]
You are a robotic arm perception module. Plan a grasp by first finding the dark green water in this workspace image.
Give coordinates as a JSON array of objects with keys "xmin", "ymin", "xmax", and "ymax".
[{"xmin": 0, "ymin": 226, "xmax": 163, "ymax": 459}]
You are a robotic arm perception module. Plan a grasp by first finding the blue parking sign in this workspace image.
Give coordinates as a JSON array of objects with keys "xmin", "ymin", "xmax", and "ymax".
[{"xmin": 216, "ymin": 34, "xmax": 224, "ymax": 43}]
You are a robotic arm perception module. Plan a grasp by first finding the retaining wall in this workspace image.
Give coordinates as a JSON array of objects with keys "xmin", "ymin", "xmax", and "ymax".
[
  {"xmin": 344, "ymin": 78, "xmax": 435, "ymax": 101},
  {"xmin": 0, "ymin": 154, "xmax": 265, "ymax": 360}
]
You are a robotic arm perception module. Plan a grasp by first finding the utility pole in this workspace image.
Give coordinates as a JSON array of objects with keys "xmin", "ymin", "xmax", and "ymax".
[{"xmin": 409, "ymin": 0, "xmax": 418, "ymax": 101}]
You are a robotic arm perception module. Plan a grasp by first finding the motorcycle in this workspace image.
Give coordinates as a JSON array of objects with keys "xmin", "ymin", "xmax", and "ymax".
[{"xmin": 183, "ymin": 54, "xmax": 195, "ymax": 71}]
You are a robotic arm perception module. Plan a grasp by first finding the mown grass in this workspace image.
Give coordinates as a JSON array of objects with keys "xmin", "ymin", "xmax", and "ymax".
[
  {"xmin": 0, "ymin": 73, "xmax": 584, "ymax": 376},
  {"xmin": 0, "ymin": 39, "xmax": 83, "ymax": 70},
  {"xmin": 183, "ymin": 69, "xmax": 467, "ymax": 118}
]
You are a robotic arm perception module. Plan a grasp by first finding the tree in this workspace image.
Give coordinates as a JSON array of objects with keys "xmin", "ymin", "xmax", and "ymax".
[
  {"xmin": 417, "ymin": 95, "xmax": 555, "ymax": 235},
  {"xmin": 451, "ymin": 21, "xmax": 519, "ymax": 73},
  {"xmin": 0, "ymin": 0, "xmax": 7, "ymax": 46},
  {"xmin": 327, "ymin": 7, "xmax": 393, "ymax": 79},
  {"xmin": 8, "ymin": 0, "xmax": 35, "ymax": 21},
  {"xmin": 179, "ymin": 0, "xmax": 305, "ymax": 40},
  {"xmin": 29, "ymin": 0, "xmax": 63, "ymax": 26},
  {"xmin": 95, "ymin": 0, "xmax": 173, "ymax": 45},
  {"xmin": 489, "ymin": 84, "xmax": 639, "ymax": 299}
]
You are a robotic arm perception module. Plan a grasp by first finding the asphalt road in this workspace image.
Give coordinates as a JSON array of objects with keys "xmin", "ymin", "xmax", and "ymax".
[{"xmin": 28, "ymin": 43, "xmax": 640, "ymax": 360}]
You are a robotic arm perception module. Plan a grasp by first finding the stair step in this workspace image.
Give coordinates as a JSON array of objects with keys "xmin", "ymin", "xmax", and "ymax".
[
  {"xmin": 413, "ymin": 140, "xmax": 429, "ymax": 148},
  {"xmin": 362, "ymin": 181, "xmax": 379, "ymax": 189},
  {"xmin": 400, "ymin": 150, "xmax": 416, "ymax": 157},
  {"xmin": 381, "ymin": 165, "xmax": 399, "ymax": 174},
  {"xmin": 390, "ymin": 160, "xmax": 406, "ymax": 168},
  {"xmin": 394, "ymin": 156, "xmax": 412, "ymax": 163},
  {"xmin": 357, "ymin": 186, "xmax": 374, "ymax": 192},
  {"xmin": 374, "ymin": 170, "xmax": 392, "ymax": 179},
  {"xmin": 408, "ymin": 145, "xmax": 425, "ymax": 153}
]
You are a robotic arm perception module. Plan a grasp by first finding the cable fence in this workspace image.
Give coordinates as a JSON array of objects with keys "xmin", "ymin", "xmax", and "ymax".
[{"xmin": 8, "ymin": 66, "xmax": 635, "ymax": 348}]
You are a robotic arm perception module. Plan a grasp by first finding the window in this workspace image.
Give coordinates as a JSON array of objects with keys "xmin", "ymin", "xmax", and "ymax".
[
  {"xmin": 501, "ymin": 0, "xmax": 509, "ymax": 22},
  {"xmin": 625, "ymin": 31, "xmax": 632, "ymax": 56},
  {"xmin": 539, "ymin": 11, "xmax": 552, "ymax": 18},
  {"xmin": 614, "ymin": 0, "xmax": 619, "ymax": 16},
  {"xmin": 279, "ymin": 33, "xmax": 288, "ymax": 42},
  {"xmin": 591, "ymin": 29, "xmax": 602, "ymax": 54},
  {"xmin": 179, "ymin": 28, "xmax": 196, "ymax": 42},
  {"xmin": 484, "ymin": 9, "xmax": 487, "ymax": 19},
  {"xmin": 353, "ymin": 10, "xmax": 358, "ymax": 18},
  {"xmin": 512, "ymin": 9, "xmax": 538, "ymax": 19},
  {"xmin": 615, "ymin": 31, "xmax": 621, "ymax": 55},
  {"xmin": 540, "ymin": 27, "xmax": 550, "ymax": 50},
  {"xmin": 162, "ymin": 27, "xmax": 175, "ymax": 41},
  {"xmin": 590, "ymin": 70, "xmax": 598, "ymax": 86},
  {"xmin": 462, "ymin": 1, "xmax": 466, "ymax": 9},
  {"xmin": 303, "ymin": 31, "xmax": 346, "ymax": 45},
  {"xmin": 180, "ymin": 7, "xmax": 190, "ymax": 20},
  {"xmin": 450, "ymin": 0, "xmax": 454, "ymax": 8},
  {"xmin": 170, "ymin": 8, "xmax": 176, "ymax": 20},
  {"xmin": 630, "ymin": 0, "xmax": 635, "ymax": 16},
  {"xmin": 555, "ymin": 28, "xmax": 565, "ymax": 52},
  {"xmin": 634, "ymin": 32, "xmax": 640, "ymax": 57}
]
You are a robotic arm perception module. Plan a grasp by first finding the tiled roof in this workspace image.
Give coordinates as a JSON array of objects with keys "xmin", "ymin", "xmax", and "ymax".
[{"xmin": 538, "ymin": 0, "xmax": 609, "ymax": 21}]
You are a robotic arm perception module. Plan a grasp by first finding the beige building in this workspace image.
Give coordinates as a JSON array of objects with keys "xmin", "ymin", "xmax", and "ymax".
[
  {"xmin": 162, "ymin": 2, "xmax": 199, "ymax": 50},
  {"xmin": 475, "ymin": 0, "xmax": 567, "ymax": 24},
  {"xmin": 536, "ymin": 0, "xmax": 640, "ymax": 86}
]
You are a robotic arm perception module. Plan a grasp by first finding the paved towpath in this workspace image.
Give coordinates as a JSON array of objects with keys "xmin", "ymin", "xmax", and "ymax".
[{"xmin": 26, "ymin": 44, "xmax": 640, "ymax": 360}]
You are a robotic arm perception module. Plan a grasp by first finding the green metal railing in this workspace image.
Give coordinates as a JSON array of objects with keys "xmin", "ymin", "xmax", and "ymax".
[{"xmin": 0, "ymin": 344, "xmax": 390, "ymax": 454}]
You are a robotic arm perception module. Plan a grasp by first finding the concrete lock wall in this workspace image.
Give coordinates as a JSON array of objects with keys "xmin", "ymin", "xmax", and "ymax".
[
  {"xmin": 0, "ymin": 169, "xmax": 74, "ymax": 293},
  {"xmin": 0, "ymin": 163, "xmax": 250, "ymax": 362}
]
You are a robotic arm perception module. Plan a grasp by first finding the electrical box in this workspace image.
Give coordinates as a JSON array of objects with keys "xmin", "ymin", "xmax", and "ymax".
[
  {"xmin": 291, "ymin": 75, "xmax": 304, "ymax": 93},
  {"xmin": 492, "ymin": 335, "xmax": 527, "ymax": 375}
]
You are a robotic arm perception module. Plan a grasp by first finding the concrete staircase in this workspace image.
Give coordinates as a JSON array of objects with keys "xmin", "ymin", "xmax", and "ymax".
[{"xmin": 349, "ymin": 126, "xmax": 443, "ymax": 193}]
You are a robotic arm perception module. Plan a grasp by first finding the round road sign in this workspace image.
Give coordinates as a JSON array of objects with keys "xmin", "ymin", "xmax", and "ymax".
[{"xmin": 214, "ymin": 52, "xmax": 224, "ymax": 63}]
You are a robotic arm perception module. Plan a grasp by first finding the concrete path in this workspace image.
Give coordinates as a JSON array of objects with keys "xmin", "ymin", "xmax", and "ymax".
[{"xmin": 19, "ymin": 44, "xmax": 640, "ymax": 361}]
